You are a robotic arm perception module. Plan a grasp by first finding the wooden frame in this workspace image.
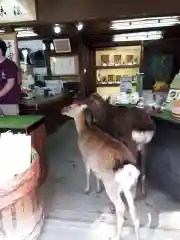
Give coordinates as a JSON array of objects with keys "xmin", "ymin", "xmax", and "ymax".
[{"xmin": 0, "ymin": 0, "xmax": 36, "ymax": 23}]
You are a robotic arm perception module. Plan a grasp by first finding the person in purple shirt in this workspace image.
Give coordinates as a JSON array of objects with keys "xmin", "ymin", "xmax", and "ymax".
[{"xmin": 0, "ymin": 39, "xmax": 20, "ymax": 115}]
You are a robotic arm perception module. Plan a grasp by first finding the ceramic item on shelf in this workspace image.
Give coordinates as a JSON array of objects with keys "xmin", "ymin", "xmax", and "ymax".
[
  {"xmin": 102, "ymin": 76, "xmax": 107, "ymax": 83},
  {"xmin": 117, "ymin": 92, "xmax": 129, "ymax": 104},
  {"xmin": 130, "ymin": 92, "xmax": 139, "ymax": 104},
  {"xmin": 136, "ymin": 97, "xmax": 144, "ymax": 108},
  {"xmin": 116, "ymin": 75, "xmax": 121, "ymax": 82},
  {"xmin": 109, "ymin": 93, "xmax": 118, "ymax": 105},
  {"xmin": 96, "ymin": 70, "xmax": 101, "ymax": 82},
  {"xmin": 114, "ymin": 55, "xmax": 122, "ymax": 66},
  {"xmin": 142, "ymin": 91, "xmax": 155, "ymax": 107},
  {"xmin": 125, "ymin": 55, "xmax": 133, "ymax": 65},
  {"xmin": 108, "ymin": 75, "xmax": 115, "ymax": 83},
  {"xmin": 101, "ymin": 55, "xmax": 109, "ymax": 66}
]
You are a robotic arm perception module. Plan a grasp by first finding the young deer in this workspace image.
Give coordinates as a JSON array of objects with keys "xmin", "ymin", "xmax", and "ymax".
[
  {"xmin": 85, "ymin": 93, "xmax": 155, "ymax": 196},
  {"xmin": 62, "ymin": 103, "xmax": 140, "ymax": 240}
]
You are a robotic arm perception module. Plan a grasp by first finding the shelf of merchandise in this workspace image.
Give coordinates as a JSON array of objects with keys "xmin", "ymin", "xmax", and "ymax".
[{"xmin": 96, "ymin": 45, "xmax": 141, "ymax": 97}]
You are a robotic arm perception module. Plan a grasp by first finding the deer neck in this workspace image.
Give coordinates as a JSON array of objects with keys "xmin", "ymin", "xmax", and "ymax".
[{"xmin": 74, "ymin": 111, "xmax": 87, "ymax": 134}]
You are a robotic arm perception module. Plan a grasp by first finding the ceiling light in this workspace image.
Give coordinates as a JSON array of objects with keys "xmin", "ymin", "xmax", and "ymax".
[
  {"xmin": 110, "ymin": 16, "xmax": 180, "ymax": 30},
  {"xmin": 0, "ymin": 29, "xmax": 5, "ymax": 34},
  {"xmin": 54, "ymin": 24, "xmax": 61, "ymax": 34},
  {"xmin": 17, "ymin": 31, "xmax": 37, "ymax": 37},
  {"xmin": 113, "ymin": 31, "xmax": 162, "ymax": 42},
  {"xmin": 76, "ymin": 22, "xmax": 83, "ymax": 31},
  {"xmin": 15, "ymin": 27, "xmax": 29, "ymax": 31},
  {"xmin": 15, "ymin": 27, "xmax": 37, "ymax": 38}
]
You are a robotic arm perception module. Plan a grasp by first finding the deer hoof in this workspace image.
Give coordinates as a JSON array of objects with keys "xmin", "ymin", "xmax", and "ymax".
[{"xmin": 83, "ymin": 188, "xmax": 91, "ymax": 195}]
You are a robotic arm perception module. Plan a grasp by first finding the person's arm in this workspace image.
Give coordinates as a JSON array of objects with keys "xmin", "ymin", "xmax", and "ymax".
[
  {"xmin": 0, "ymin": 62, "xmax": 18, "ymax": 98},
  {"xmin": 0, "ymin": 78, "xmax": 15, "ymax": 98}
]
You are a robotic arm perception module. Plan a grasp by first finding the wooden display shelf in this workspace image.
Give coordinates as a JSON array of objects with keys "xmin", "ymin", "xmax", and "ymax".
[
  {"xmin": 96, "ymin": 82, "xmax": 120, "ymax": 87},
  {"xmin": 96, "ymin": 64, "xmax": 140, "ymax": 70}
]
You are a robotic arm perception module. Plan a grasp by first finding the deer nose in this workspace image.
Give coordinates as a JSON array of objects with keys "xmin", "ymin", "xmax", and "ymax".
[{"xmin": 61, "ymin": 105, "xmax": 70, "ymax": 114}]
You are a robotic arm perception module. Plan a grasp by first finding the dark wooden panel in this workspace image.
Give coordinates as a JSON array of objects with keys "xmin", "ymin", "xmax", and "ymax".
[
  {"xmin": 36, "ymin": 0, "xmax": 180, "ymax": 23},
  {"xmin": 78, "ymin": 43, "xmax": 96, "ymax": 96},
  {"xmin": 141, "ymin": 39, "xmax": 180, "ymax": 89},
  {"xmin": 20, "ymin": 95, "xmax": 72, "ymax": 134}
]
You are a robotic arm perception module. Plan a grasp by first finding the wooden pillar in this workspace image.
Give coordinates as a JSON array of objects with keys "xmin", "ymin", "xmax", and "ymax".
[
  {"xmin": 43, "ymin": 40, "xmax": 52, "ymax": 78},
  {"xmin": 78, "ymin": 40, "xmax": 96, "ymax": 97}
]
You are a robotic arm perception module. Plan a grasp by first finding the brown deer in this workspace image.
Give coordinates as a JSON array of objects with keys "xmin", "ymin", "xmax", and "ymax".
[
  {"xmin": 84, "ymin": 93, "xmax": 155, "ymax": 196},
  {"xmin": 62, "ymin": 103, "xmax": 140, "ymax": 240}
]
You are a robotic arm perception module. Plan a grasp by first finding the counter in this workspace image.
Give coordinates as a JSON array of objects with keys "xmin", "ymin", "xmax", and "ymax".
[
  {"xmin": 147, "ymin": 111, "xmax": 180, "ymax": 202},
  {"xmin": 20, "ymin": 94, "xmax": 72, "ymax": 134},
  {"xmin": 117, "ymin": 104, "xmax": 180, "ymax": 201},
  {"xmin": 0, "ymin": 115, "xmax": 47, "ymax": 185}
]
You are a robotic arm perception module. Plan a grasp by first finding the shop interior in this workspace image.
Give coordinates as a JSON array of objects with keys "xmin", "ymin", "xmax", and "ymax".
[{"xmin": 1, "ymin": 11, "xmax": 180, "ymax": 239}]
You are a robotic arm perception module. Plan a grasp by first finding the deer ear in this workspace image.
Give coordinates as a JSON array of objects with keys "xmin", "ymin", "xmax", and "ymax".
[
  {"xmin": 81, "ymin": 104, "xmax": 88, "ymax": 110},
  {"xmin": 92, "ymin": 93, "xmax": 104, "ymax": 106}
]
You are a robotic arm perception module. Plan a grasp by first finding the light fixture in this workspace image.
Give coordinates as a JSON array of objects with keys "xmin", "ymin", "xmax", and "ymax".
[
  {"xmin": 50, "ymin": 42, "xmax": 55, "ymax": 50},
  {"xmin": 0, "ymin": 29, "xmax": 5, "ymax": 34},
  {"xmin": 113, "ymin": 31, "xmax": 163, "ymax": 42},
  {"xmin": 76, "ymin": 22, "xmax": 83, "ymax": 31},
  {"xmin": 54, "ymin": 24, "xmax": 61, "ymax": 34},
  {"xmin": 42, "ymin": 43, "xmax": 46, "ymax": 50},
  {"xmin": 15, "ymin": 27, "xmax": 37, "ymax": 37},
  {"xmin": 110, "ymin": 16, "xmax": 180, "ymax": 30}
]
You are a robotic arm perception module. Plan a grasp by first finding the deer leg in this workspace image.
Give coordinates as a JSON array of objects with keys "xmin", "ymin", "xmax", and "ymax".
[
  {"xmin": 103, "ymin": 180, "xmax": 125, "ymax": 240},
  {"xmin": 96, "ymin": 176, "xmax": 101, "ymax": 193},
  {"xmin": 135, "ymin": 149, "xmax": 142, "ymax": 199},
  {"xmin": 83, "ymin": 165, "xmax": 91, "ymax": 194},
  {"xmin": 140, "ymin": 145, "xmax": 147, "ymax": 196},
  {"xmin": 124, "ymin": 189, "xmax": 140, "ymax": 240},
  {"xmin": 96, "ymin": 176, "xmax": 104, "ymax": 193}
]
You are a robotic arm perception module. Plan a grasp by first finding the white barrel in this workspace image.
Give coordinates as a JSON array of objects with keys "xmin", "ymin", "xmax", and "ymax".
[{"xmin": 0, "ymin": 148, "xmax": 43, "ymax": 240}]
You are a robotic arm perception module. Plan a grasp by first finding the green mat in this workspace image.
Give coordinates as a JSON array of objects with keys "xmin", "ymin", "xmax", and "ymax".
[
  {"xmin": 0, "ymin": 115, "xmax": 44, "ymax": 129},
  {"xmin": 154, "ymin": 110, "xmax": 175, "ymax": 122}
]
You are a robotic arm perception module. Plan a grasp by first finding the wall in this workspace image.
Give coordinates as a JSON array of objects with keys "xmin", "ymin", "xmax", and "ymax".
[{"xmin": 36, "ymin": 0, "xmax": 180, "ymax": 23}]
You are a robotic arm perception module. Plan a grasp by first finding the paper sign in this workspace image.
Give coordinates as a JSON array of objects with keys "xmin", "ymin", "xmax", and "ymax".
[
  {"xmin": 166, "ymin": 89, "xmax": 180, "ymax": 103},
  {"xmin": 120, "ymin": 76, "xmax": 132, "ymax": 92}
]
